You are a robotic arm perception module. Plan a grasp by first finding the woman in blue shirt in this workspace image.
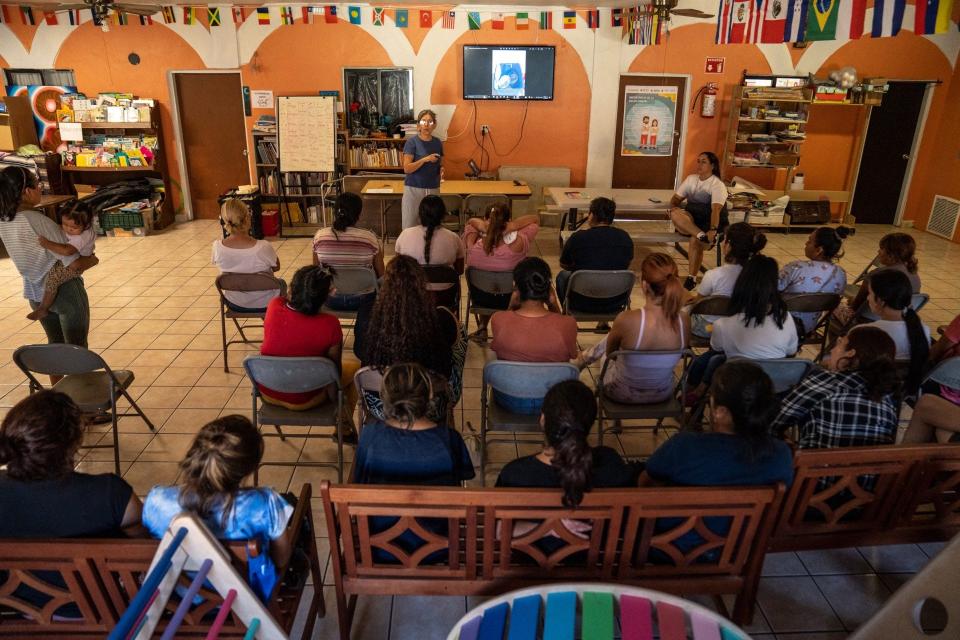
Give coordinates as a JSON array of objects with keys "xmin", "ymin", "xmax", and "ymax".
[{"xmin": 401, "ymin": 109, "xmax": 443, "ymax": 230}]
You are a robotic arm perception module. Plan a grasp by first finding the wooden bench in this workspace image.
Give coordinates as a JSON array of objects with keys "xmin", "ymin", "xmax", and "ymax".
[
  {"xmin": 0, "ymin": 484, "xmax": 324, "ymax": 639},
  {"xmin": 769, "ymin": 444, "xmax": 960, "ymax": 552},
  {"xmin": 321, "ymin": 482, "xmax": 785, "ymax": 639}
]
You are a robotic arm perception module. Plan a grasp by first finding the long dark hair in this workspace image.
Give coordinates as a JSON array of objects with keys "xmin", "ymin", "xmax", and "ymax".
[
  {"xmin": 365, "ymin": 256, "xmax": 450, "ymax": 374},
  {"xmin": 867, "ymin": 269, "xmax": 929, "ymax": 393},
  {"xmin": 418, "ymin": 195, "xmax": 446, "ymax": 264},
  {"xmin": 879, "ymin": 232, "xmax": 918, "ymax": 274},
  {"xmin": 840, "ymin": 326, "xmax": 900, "ymax": 401},
  {"xmin": 729, "ymin": 255, "xmax": 788, "ymax": 329},
  {"xmin": 724, "ymin": 222, "xmax": 766, "ymax": 265},
  {"xmin": 0, "ymin": 391, "xmax": 83, "ymax": 481},
  {"xmin": 513, "ymin": 257, "xmax": 552, "ymax": 303},
  {"xmin": 700, "ymin": 151, "xmax": 721, "ymax": 179},
  {"xmin": 542, "ymin": 380, "xmax": 597, "ymax": 508},
  {"xmin": 332, "ymin": 192, "xmax": 363, "ymax": 236},
  {"xmin": 0, "ymin": 171, "xmax": 23, "ymax": 222},
  {"xmin": 288, "ymin": 265, "xmax": 334, "ymax": 316},
  {"xmin": 812, "ymin": 225, "xmax": 854, "ymax": 261},
  {"xmin": 482, "ymin": 203, "xmax": 511, "ymax": 255},
  {"xmin": 177, "ymin": 415, "xmax": 264, "ymax": 528},
  {"xmin": 709, "ymin": 362, "xmax": 779, "ymax": 462}
]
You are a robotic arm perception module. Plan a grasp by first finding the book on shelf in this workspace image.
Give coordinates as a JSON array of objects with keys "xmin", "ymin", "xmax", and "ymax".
[
  {"xmin": 349, "ymin": 144, "xmax": 401, "ymax": 168},
  {"xmin": 253, "ymin": 115, "xmax": 277, "ymax": 133},
  {"xmin": 256, "ymin": 139, "xmax": 278, "ymax": 164}
]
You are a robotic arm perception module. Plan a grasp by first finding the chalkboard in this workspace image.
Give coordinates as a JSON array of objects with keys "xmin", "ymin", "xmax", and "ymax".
[{"xmin": 277, "ymin": 95, "xmax": 336, "ymax": 173}]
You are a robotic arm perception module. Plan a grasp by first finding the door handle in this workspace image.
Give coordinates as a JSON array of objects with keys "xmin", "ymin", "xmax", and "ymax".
[
  {"xmin": 242, "ymin": 149, "xmax": 249, "ymax": 157},
  {"xmin": 902, "ymin": 154, "xmax": 910, "ymax": 160}
]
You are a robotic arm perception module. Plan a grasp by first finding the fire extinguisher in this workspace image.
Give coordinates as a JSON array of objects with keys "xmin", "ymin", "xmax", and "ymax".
[{"xmin": 692, "ymin": 82, "xmax": 719, "ymax": 118}]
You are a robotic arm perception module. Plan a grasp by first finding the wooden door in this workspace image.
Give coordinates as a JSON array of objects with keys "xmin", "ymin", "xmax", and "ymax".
[
  {"xmin": 612, "ymin": 75, "xmax": 686, "ymax": 189},
  {"xmin": 174, "ymin": 73, "xmax": 249, "ymax": 219},
  {"xmin": 850, "ymin": 82, "xmax": 927, "ymax": 225}
]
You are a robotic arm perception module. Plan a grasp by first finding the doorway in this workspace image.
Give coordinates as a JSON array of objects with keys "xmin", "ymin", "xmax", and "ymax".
[
  {"xmin": 172, "ymin": 72, "xmax": 249, "ymax": 219},
  {"xmin": 612, "ymin": 75, "xmax": 687, "ymax": 189},
  {"xmin": 850, "ymin": 81, "xmax": 930, "ymax": 225}
]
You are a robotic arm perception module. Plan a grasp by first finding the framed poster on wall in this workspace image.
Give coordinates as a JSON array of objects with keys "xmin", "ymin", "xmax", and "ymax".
[{"xmin": 620, "ymin": 85, "xmax": 677, "ymax": 157}]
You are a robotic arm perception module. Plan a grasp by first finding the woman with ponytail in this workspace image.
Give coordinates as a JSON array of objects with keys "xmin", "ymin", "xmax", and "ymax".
[
  {"xmin": 577, "ymin": 253, "xmax": 690, "ymax": 404},
  {"xmin": 779, "ymin": 225, "xmax": 852, "ymax": 333},
  {"xmin": 213, "ymin": 198, "xmax": 282, "ymax": 313},
  {"xmin": 772, "ymin": 326, "xmax": 899, "ymax": 448},
  {"xmin": 395, "ymin": 195, "xmax": 465, "ymax": 273},
  {"xmin": 312, "ymin": 192, "xmax": 383, "ymax": 310},
  {"xmin": 643, "ymin": 361, "xmax": 792, "ymax": 487},
  {"xmin": 497, "ymin": 380, "xmax": 637, "ymax": 506},
  {"xmin": 847, "ymin": 232, "xmax": 921, "ymax": 315}
]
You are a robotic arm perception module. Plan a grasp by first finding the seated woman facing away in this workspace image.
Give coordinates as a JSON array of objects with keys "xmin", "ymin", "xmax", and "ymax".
[
  {"xmin": 847, "ymin": 231, "xmax": 921, "ymax": 315},
  {"xmin": 143, "ymin": 416, "xmax": 292, "ymax": 600},
  {"xmin": 778, "ymin": 225, "xmax": 850, "ymax": 335},
  {"xmin": 463, "ymin": 203, "xmax": 539, "ymax": 340},
  {"xmin": 689, "ymin": 222, "xmax": 765, "ymax": 337},
  {"xmin": 642, "ymin": 361, "xmax": 793, "ymax": 488},
  {"xmin": 0, "ymin": 391, "xmax": 142, "ymax": 538},
  {"xmin": 312, "ymin": 191, "xmax": 384, "ymax": 311},
  {"xmin": 496, "ymin": 380, "xmax": 638, "ymax": 504},
  {"xmin": 771, "ymin": 326, "xmax": 899, "ymax": 449},
  {"xmin": 394, "ymin": 195, "xmax": 465, "ymax": 274},
  {"xmin": 579, "ymin": 252, "xmax": 690, "ymax": 404},
  {"xmin": 353, "ymin": 363, "xmax": 475, "ymax": 486},
  {"xmin": 903, "ymin": 312, "xmax": 960, "ymax": 444},
  {"xmin": 212, "ymin": 198, "xmax": 281, "ymax": 313}
]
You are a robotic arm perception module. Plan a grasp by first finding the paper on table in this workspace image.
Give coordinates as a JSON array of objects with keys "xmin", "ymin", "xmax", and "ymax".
[
  {"xmin": 365, "ymin": 188, "xmax": 394, "ymax": 194},
  {"xmin": 59, "ymin": 122, "xmax": 84, "ymax": 142},
  {"xmin": 728, "ymin": 176, "xmax": 767, "ymax": 196}
]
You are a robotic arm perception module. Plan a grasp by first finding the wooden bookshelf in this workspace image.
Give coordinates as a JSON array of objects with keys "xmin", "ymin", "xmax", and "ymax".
[{"xmin": 345, "ymin": 134, "xmax": 407, "ymax": 174}]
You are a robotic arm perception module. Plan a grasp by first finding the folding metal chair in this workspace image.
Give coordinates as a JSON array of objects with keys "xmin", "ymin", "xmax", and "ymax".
[
  {"xmin": 596, "ymin": 349, "xmax": 689, "ymax": 447},
  {"xmin": 728, "ymin": 357, "xmax": 814, "ymax": 395},
  {"xmin": 243, "ymin": 355, "xmax": 346, "ymax": 482},
  {"xmin": 784, "ymin": 293, "xmax": 842, "ymax": 361},
  {"xmin": 353, "ymin": 365, "xmax": 385, "ymax": 427},
  {"xmin": 439, "ymin": 194, "xmax": 464, "ymax": 232},
  {"xmin": 479, "ymin": 359, "xmax": 579, "ymax": 483},
  {"xmin": 464, "ymin": 267, "xmax": 514, "ymax": 337},
  {"xmin": 215, "ymin": 272, "xmax": 285, "ymax": 373},
  {"xmin": 858, "ymin": 292, "xmax": 930, "ymax": 323},
  {"xmin": 687, "ymin": 295, "xmax": 733, "ymax": 350},
  {"xmin": 562, "ymin": 269, "xmax": 636, "ymax": 328},
  {"xmin": 422, "ymin": 263, "xmax": 462, "ymax": 319},
  {"xmin": 13, "ymin": 344, "xmax": 156, "ymax": 475},
  {"xmin": 463, "ymin": 194, "xmax": 510, "ymax": 225},
  {"xmin": 321, "ymin": 265, "xmax": 378, "ymax": 329}
]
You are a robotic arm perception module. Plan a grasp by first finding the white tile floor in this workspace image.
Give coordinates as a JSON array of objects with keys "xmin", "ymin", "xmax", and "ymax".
[{"xmin": 2, "ymin": 218, "xmax": 959, "ymax": 639}]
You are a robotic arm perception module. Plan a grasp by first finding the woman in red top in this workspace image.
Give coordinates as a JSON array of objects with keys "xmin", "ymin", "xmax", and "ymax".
[{"xmin": 260, "ymin": 266, "xmax": 358, "ymax": 419}]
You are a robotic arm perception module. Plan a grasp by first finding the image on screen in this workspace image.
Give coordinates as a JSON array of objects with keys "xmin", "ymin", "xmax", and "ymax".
[{"xmin": 463, "ymin": 46, "xmax": 555, "ymax": 101}]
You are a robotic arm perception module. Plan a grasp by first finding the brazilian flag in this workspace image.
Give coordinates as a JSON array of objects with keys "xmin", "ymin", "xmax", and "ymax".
[{"xmin": 805, "ymin": 0, "xmax": 838, "ymax": 41}]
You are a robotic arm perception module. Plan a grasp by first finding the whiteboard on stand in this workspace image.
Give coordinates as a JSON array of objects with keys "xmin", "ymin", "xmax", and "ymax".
[{"xmin": 277, "ymin": 95, "xmax": 336, "ymax": 173}]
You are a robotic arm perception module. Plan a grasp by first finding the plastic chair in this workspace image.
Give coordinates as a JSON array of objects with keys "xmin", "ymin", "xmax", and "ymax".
[
  {"xmin": 13, "ymin": 344, "xmax": 155, "ymax": 475},
  {"xmin": 242, "ymin": 355, "xmax": 346, "ymax": 482},
  {"xmin": 463, "ymin": 194, "xmax": 510, "ymax": 224},
  {"xmin": 596, "ymin": 349, "xmax": 689, "ymax": 446},
  {"xmin": 729, "ymin": 357, "xmax": 814, "ymax": 395},
  {"xmin": 422, "ymin": 264, "xmax": 462, "ymax": 318},
  {"xmin": 562, "ymin": 270, "xmax": 636, "ymax": 326},
  {"xmin": 321, "ymin": 265, "xmax": 378, "ymax": 329},
  {"xmin": 438, "ymin": 194, "xmax": 464, "ymax": 231},
  {"xmin": 784, "ymin": 293, "xmax": 842, "ymax": 361},
  {"xmin": 480, "ymin": 360, "xmax": 579, "ymax": 483},
  {"xmin": 464, "ymin": 267, "xmax": 514, "ymax": 337},
  {"xmin": 687, "ymin": 295, "xmax": 733, "ymax": 350},
  {"xmin": 215, "ymin": 272, "xmax": 285, "ymax": 373},
  {"xmin": 353, "ymin": 365, "xmax": 385, "ymax": 426}
]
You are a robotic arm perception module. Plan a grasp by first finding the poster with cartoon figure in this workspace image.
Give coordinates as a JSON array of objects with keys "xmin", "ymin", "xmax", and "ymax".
[{"xmin": 621, "ymin": 86, "xmax": 677, "ymax": 157}]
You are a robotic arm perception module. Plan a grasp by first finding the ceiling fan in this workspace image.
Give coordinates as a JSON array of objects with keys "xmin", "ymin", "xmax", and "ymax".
[
  {"xmin": 53, "ymin": 0, "xmax": 161, "ymax": 23},
  {"xmin": 649, "ymin": 0, "xmax": 716, "ymax": 20}
]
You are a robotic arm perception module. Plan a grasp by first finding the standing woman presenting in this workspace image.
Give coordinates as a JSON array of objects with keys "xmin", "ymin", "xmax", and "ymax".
[
  {"xmin": 401, "ymin": 109, "xmax": 443, "ymax": 230},
  {"xmin": 669, "ymin": 151, "xmax": 729, "ymax": 290}
]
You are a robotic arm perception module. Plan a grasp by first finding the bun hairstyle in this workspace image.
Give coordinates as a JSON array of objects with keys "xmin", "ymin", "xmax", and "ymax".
[
  {"xmin": 841, "ymin": 326, "xmax": 900, "ymax": 401},
  {"xmin": 866, "ymin": 269, "xmax": 929, "ymax": 393},
  {"xmin": 482, "ymin": 203, "xmax": 512, "ymax": 256},
  {"xmin": 513, "ymin": 257, "xmax": 553, "ymax": 303},
  {"xmin": 0, "ymin": 172, "xmax": 21, "ymax": 222},
  {"xmin": 730, "ymin": 254, "xmax": 788, "ymax": 329},
  {"xmin": 879, "ymin": 232, "xmax": 918, "ymax": 274},
  {"xmin": 589, "ymin": 197, "xmax": 616, "ymax": 225},
  {"xmin": 542, "ymin": 380, "xmax": 598, "ymax": 508},
  {"xmin": 641, "ymin": 252, "xmax": 685, "ymax": 320},
  {"xmin": 64, "ymin": 202, "xmax": 94, "ymax": 231},
  {"xmin": 288, "ymin": 264, "xmax": 335, "ymax": 316},
  {"xmin": 381, "ymin": 362, "xmax": 446, "ymax": 429},
  {"xmin": 418, "ymin": 195, "xmax": 447, "ymax": 264},
  {"xmin": 220, "ymin": 198, "xmax": 251, "ymax": 236},
  {"xmin": 0, "ymin": 391, "xmax": 83, "ymax": 481},
  {"xmin": 724, "ymin": 222, "xmax": 767, "ymax": 265},
  {"xmin": 812, "ymin": 225, "xmax": 854, "ymax": 261},
  {"xmin": 700, "ymin": 151, "xmax": 722, "ymax": 179},
  {"xmin": 709, "ymin": 362, "xmax": 778, "ymax": 462},
  {"xmin": 178, "ymin": 415, "xmax": 264, "ymax": 528},
  {"xmin": 332, "ymin": 192, "xmax": 363, "ymax": 235}
]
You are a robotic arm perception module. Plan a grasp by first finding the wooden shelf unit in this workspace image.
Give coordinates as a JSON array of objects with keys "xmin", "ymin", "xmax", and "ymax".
[
  {"xmin": 0, "ymin": 95, "xmax": 39, "ymax": 151},
  {"xmin": 345, "ymin": 134, "xmax": 407, "ymax": 174}
]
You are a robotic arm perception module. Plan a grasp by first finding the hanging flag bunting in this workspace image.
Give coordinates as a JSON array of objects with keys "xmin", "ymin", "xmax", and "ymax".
[
  {"xmin": 0, "ymin": 5, "xmax": 10, "ymax": 23},
  {"xmin": 113, "ymin": 10, "xmax": 127, "ymax": 25},
  {"xmin": 612, "ymin": 8, "xmax": 623, "ymax": 27},
  {"xmin": 871, "ymin": 0, "xmax": 905, "ymax": 37},
  {"xmin": 325, "ymin": 6, "xmax": 338, "ymax": 23},
  {"xmin": 804, "ymin": 0, "xmax": 838, "ymax": 40},
  {"xmin": 441, "ymin": 10, "xmax": 455, "ymax": 28},
  {"xmin": 730, "ymin": 0, "xmax": 754, "ymax": 42},
  {"xmin": 539, "ymin": 10, "xmax": 552, "ymax": 29},
  {"xmin": 207, "ymin": 7, "xmax": 220, "ymax": 26},
  {"xmin": 587, "ymin": 9, "xmax": 600, "ymax": 29},
  {"xmin": 759, "ymin": 0, "xmax": 787, "ymax": 42},
  {"xmin": 44, "ymin": 10, "xmax": 58, "ymax": 25},
  {"xmin": 257, "ymin": 7, "xmax": 270, "ymax": 25},
  {"xmin": 491, "ymin": 12, "xmax": 504, "ymax": 29},
  {"xmin": 629, "ymin": 11, "xmax": 641, "ymax": 43},
  {"xmin": 162, "ymin": 6, "xmax": 175, "ymax": 23},
  {"xmin": 516, "ymin": 12, "xmax": 529, "ymax": 30},
  {"xmin": 20, "ymin": 6, "xmax": 35, "ymax": 25},
  {"xmin": 419, "ymin": 9, "xmax": 431, "ymax": 28},
  {"xmin": 563, "ymin": 10, "xmax": 576, "ymax": 28},
  {"xmin": 836, "ymin": 0, "xmax": 867, "ymax": 39},
  {"xmin": 183, "ymin": 6, "xmax": 194, "ymax": 25},
  {"xmin": 139, "ymin": 14, "xmax": 153, "ymax": 25},
  {"xmin": 372, "ymin": 7, "xmax": 384, "ymax": 25},
  {"xmin": 395, "ymin": 8, "xmax": 408, "ymax": 27},
  {"xmin": 348, "ymin": 6, "xmax": 361, "ymax": 24},
  {"xmin": 784, "ymin": 0, "xmax": 808, "ymax": 41},
  {"xmin": 67, "ymin": 9, "xmax": 81, "ymax": 25},
  {"xmin": 234, "ymin": 7, "xmax": 245, "ymax": 25},
  {"xmin": 468, "ymin": 11, "xmax": 480, "ymax": 29},
  {"xmin": 302, "ymin": 6, "xmax": 314, "ymax": 23},
  {"xmin": 915, "ymin": 0, "xmax": 954, "ymax": 34}
]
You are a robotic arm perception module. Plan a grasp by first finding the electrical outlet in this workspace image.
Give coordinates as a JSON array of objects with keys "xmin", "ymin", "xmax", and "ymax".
[{"xmin": 481, "ymin": 124, "xmax": 490, "ymax": 135}]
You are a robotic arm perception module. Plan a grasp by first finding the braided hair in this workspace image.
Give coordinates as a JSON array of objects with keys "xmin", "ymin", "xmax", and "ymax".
[
  {"xmin": 418, "ymin": 195, "xmax": 447, "ymax": 264},
  {"xmin": 542, "ymin": 380, "xmax": 598, "ymax": 508}
]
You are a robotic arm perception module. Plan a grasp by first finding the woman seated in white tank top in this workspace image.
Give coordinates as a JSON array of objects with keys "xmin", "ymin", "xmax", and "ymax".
[{"xmin": 579, "ymin": 252, "xmax": 690, "ymax": 404}]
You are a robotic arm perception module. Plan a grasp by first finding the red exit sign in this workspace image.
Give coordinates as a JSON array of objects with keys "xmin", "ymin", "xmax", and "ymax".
[{"xmin": 705, "ymin": 57, "xmax": 725, "ymax": 74}]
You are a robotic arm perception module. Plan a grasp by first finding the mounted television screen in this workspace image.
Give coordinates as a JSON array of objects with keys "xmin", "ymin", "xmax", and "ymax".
[{"xmin": 463, "ymin": 45, "xmax": 555, "ymax": 101}]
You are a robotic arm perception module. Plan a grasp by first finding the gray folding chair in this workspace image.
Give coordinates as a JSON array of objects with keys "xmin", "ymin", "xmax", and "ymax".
[
  {"xmin": 844, "ymin": 255, "xmax": 881, "ymax": 299},
  {"xmin": 243, "ymin": 355, "xmax": 345, "ymax": 482},
  {"xmin": 321, "ymin": 265, "xmax": 378, "ymax": 329},
  {"xmin": 687, "ymin": 295, "xmax": 733, "ymax": 350},
  {"xmin": 596, "ymin": 349, "xmax": 689, "ymax": 447},
  {"xmin": 562, "ymin": 270, "xmax": 636, "ymax": 327},
  {"xmin": 13, "ymin": 344, "xmax": 155, "ymax": 475},
  {"xmin": 464, "ymin": 267, "xmax": 514, "ymax": 337},
  {"xmin": 479, "ymin": 359, "xmax": 579, "ymax": 483},
  {"xmin": 353, "ymin": 365, "xmax": 385, "ymax": 427},
  {"xmin": 216, "ymin": 272, "xmax": 285, "ymax": 373},
  {"xmin": 922, "ymin": 355, "xmax": 960, "ymax": 393},
  {"xmin": 422, "ymin": 264, "xmax": 462, "ymax": 319},
  {"xmin": 858, "ymin": 292, "xmax": 930, "ymax": 323},
  {"xmin": 463, "ymin": 194, "xmax": 510, "ymax": 224},
  {"xmin": 729, "ymin": 357, "xmax": 814, "ymax": 395},
  {"xmin": 439, "ymin": 194, "xmax": 464, "ymax": 231},
  {"xmin": 784, "ymin": 293, "xmax": 842, "ymax": 361}
]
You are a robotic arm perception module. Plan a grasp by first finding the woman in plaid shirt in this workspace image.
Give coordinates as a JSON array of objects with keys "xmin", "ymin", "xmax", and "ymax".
[{"xmin": 771, "ymin": 326, "xmax": 899, "ymax": 449}]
